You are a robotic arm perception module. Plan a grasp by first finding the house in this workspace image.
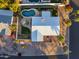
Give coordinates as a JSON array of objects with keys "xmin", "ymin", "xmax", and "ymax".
[
  {"xmin": 0, "ymin": 10, "xmax": 13, "ymax": 35},
  {"xmin": 32, "ymin": 11, "xmax": 60, "ymax": 42}
]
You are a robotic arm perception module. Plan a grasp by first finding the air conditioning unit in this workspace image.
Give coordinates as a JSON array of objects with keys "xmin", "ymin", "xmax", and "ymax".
[{"xmin": 41, "ymin": 0, "xmax": 51, "ymax": 3}]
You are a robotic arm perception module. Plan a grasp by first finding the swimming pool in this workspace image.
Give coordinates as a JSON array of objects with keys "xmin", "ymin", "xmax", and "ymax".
[{"xmin": 21, "ymin": 9, "xmax": 37, "ymax": 17}]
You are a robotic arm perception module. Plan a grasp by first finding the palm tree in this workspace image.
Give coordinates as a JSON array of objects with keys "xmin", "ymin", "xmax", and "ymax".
[
  {"xmin": 0, "ymin": 0, "xmax": 19, "ymax": 13},
  {"xmin": 9, "ymin": 3, "xmax": 19, "ymax": 13},
  {"xmin": 63, "ymin": 0, "xmax": 67, "ymax": 4},
  {"xmin": 57, "ymin": 35, "xmax": 65, "ymax": 43},
  {"xmin": 65, "ymin": 20, "xmax": 72, "ymax": 27},
  {"xmin": 9, "ymin": 23, "xmax": 16, "ymax": 32},
  {"xmin": 65, "ymin": 4, "xmax": 73, "ymax": 13},
  {"xmin": 70, "ymin": 10, "xmax": 79, "ymax": 17},
  {"xmin": 0, "ymin": 0, "xmax": 8, "ymax": 8},
  {"xmin": 15, "ymin": 0, "xmax": 20, "ymax": 4},
  {"xmin": 76, "ymin": 10, "xmax": 79, "ymax": 14},
  {"xmin": 74, "ymin": 17, "xmax": 79, "ymax": 22}
]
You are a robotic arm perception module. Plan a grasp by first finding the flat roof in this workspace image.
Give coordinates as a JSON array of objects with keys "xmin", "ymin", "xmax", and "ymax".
[
  {"xmin": 0, "ymin": 10, "xmax": 13, "ymax": 35},
  {"xmin": 0, "ymin": 10, "xmax": 13, "ymax": 24},
  {"xmin": 0, "ymin": 10, "xmax": 13, "ymax": 16},
  {"xmin": 32, "ymin": 17, "xmax": 59, "ymax": 26},
  {"xmin": 32, "ymin": 11, "xmax": 60, "ymax": 41}
]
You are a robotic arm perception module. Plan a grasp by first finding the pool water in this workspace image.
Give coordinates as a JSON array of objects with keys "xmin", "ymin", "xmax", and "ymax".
[{"xmin": 22, "ymin": 9, "xmax": 36, "ymax": 17}]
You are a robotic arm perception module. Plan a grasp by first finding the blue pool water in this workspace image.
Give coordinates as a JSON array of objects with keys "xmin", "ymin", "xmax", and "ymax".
[{"xmin": 22, "ymin": 9, "xmax": 36, "ymax": 17}]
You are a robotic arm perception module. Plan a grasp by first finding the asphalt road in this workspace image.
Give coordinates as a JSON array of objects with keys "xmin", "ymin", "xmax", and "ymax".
[{"xmin": 69, "ymin": 1, "xmax": 79, "ymax": 59}]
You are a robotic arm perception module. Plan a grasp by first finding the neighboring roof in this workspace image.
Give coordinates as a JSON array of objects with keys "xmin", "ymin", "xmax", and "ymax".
[
  {"xmin": 0, "ymin": 10, "xmax": 13, "ymax": 24},
  {"xmin": 22, "ymin": 0, "xmax": 50, "ymax": 3},
  {"xmin": 0, "ymin": 10, "xmax": 13, "ymax": 35},
  {"xmin": 22, "ymin": 0, "xmax": 62, "ymax": 3},
  {"xmin": 0, "ymin": 10, "xmax": 13, "ymax": 16}
]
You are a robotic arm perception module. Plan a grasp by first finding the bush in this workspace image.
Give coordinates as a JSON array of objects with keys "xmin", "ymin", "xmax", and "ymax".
[{"xmin": 74, "ymin": 17, "xmax": 79, "ymax": 22}]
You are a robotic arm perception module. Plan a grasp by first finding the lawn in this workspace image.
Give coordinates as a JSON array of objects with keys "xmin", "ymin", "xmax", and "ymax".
[{"xmin": 21, "ymin": 26, "xmax": 31, "ymax": 34}]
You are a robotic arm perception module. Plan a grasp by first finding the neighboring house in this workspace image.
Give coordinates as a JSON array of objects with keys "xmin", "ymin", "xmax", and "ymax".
[
  {"xmin": 22, "ymin": 0, "xmax": 50, "ymax": 3},
  {"xmin": 21, "ymin": 0, "xmax": 64, "ymax": 4},
  {"xmin": 32, "ymin": 11, "xmax": 60, "ymax": 42},
  {"xmin": 0, "ymin": 10, "xmax": 13, "ymax": 36}
]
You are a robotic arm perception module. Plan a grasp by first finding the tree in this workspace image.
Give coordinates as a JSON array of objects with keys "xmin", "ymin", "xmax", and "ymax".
[
  {"xmin": 0, "ymin": 0, "xmax": 19, "ymax": 13},
  {"xmin": 65, "ymin": 20, "xmax": 72, "ymax": 27},
  {"xmin": 74, "ymin": 17, "xmax": 79, "ymax": 22},
  {"xmin": 65, "ymin": 4, "xmax": 73, "ymax": 13},
  {"xmin": 9, "ymin": 23, "xmax": 16, "ymax": 32},
  {"xmin": 15, "ymin": 0, "xmax": 20, "ymax": 4},
  {"xmin": 0, "ymin": 0, "xmax": 8, "ymax": 8},
  {"xmin": 63, "ymin": 0, "xmax": 67, "ymax": 4},
  {"xmin": 76, "ymin": 10, "xmax": 79, "ymax": 14},
  {"xmin": 57, "ymin": 35, "xmax": 65, "ymax": 43},
  {"xmin": 9, "ymin": 3, "xmax": 19, "ymax": 13}
]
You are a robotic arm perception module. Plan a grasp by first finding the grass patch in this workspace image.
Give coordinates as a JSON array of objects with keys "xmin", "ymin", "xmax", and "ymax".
[{"xmin": 21, "ymin": 26, "xmax": 31, "ymax": 34}]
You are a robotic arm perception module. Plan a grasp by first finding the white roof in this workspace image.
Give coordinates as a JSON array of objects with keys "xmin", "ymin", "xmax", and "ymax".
[
  {"xmin": 32, "ymin": 11, "xmax": 60, "ymax": 41},
  {"xmin": 32, "ymin": 26, "xmax": 60, "ymax": 36}
]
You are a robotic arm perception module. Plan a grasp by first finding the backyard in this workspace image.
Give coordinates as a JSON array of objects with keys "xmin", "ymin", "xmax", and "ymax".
[{"xmin": 20, "ymin": 7, "xmax": 58, "ymax": 17}]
